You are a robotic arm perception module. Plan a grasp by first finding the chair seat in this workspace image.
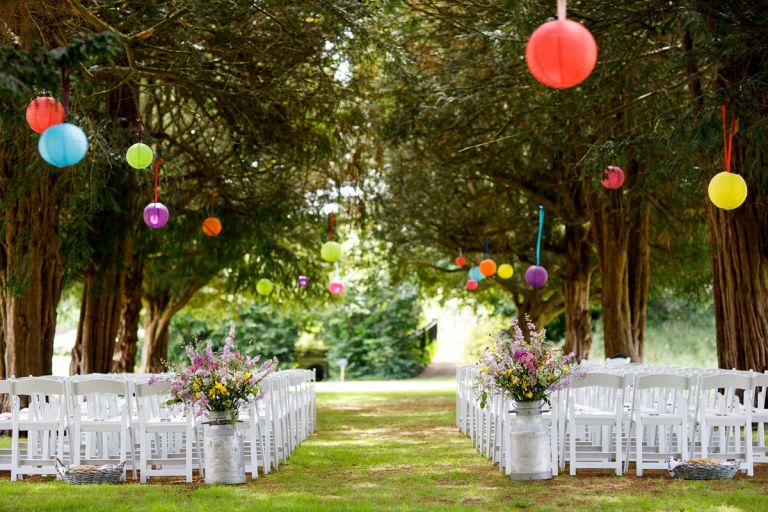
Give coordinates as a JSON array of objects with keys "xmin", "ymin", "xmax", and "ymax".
[
  {"xmin": 703, "ymin": 412, "xmax": 749, "ymax": 425},
  {"xmin": 638, "ymin": 413, "xmax": 685, "ymax": 425},
  {"xmin": 79, "ymin": 419, "xmax": 124, "ymax": 431},
  {"xmin": 16, "ymin": 420, "xmax": 61, "ymax": 430}
]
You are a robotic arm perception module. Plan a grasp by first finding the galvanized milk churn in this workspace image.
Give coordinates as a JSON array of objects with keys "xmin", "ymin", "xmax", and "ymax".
[
  {"xmin": 507, "ymin": 400, "xmax": 552, "ymax": 480},
  {"xmin": 204, "ymin": 411, "xmax": 245, "ymax": 484}
]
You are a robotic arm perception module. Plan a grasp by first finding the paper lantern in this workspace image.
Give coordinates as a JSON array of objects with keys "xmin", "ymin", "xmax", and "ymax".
[
  {"xmin": 498, "ymin": 263, "xmax": 514, "ymax": 280},
  {"xmin": 321, "ymin": 241, "xmax": 342, "ymax": 263},
  {"xmin": 126, "ymin": 143, "xmax": 154, "ymax": 169},
  {"xmin": 708, "ymin": 172, "xmax": 747, "ymax": 210},
  {"xmin": 297, "ymin": 275, "xmax": 309, "ymax": 287},
  {"xmin": 466, "ymin": 279, "xmax": 478, "ymax": 291},
  {"xmin": 143, "ymin": 202, "xmax": 169, "ymax": 229},
  {"xmin": 601, "ymin": 166, "xmax": 625, "ymax": 189},
  {"xmin": 525, "ymin": 20, "xmax": 597, "ymax": 89},
  {"xmin": 38, "ymin": 123, "xmax": 88, "ymax": 167},
  {"xmin": 525, "ymin": 266, "xmax": 549, "ymax": 288},
  {"xmin": 455, "ymin": 256, "xmax": 467, "ymax": 267},
  {"xmin": 257, "ymin": 278, "xmax": 274, "ymax": 296},
  {"xmin": 468, "ymin": 266, "xmax": 484, "ymax": 282},
  {"xmin": 328, "ymin": 280, "xmax": 345, "ymax": 296},
  {"xmin": 202, "ymin": 217, "xmax": 222, "ymax": 237},
  {"xmin": 26, "ymin": 97, "xmax": 64, "ymax": 134},
  {"xmin": 479, "ymin": 259, "xmax": 497, "ymax": 277}
]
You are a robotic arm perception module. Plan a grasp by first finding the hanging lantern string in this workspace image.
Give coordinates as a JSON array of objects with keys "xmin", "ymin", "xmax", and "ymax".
[
  {"xmin": 557, "ymin": 0, "xmax": 567, "ymax": 20},
  {"xmin": 536, "ymin": 205, "xmax": 544, "ymax": 267},
  {"xmin": 484, "ymin": 238, "xmax": 489, "ymax": 257},
  {"xmin": 329, "ymin": 212, "xmax": 335, "ymax": 241},
  {"xmin": 210, "ymin": 190, "xmax": 215, "ymax": 215},
  {"xmin": 61, "ymin": 66, "xmax": 71, "ymax": 117},
  {"xmin": 722, "ymin": 104, "xmax": 737, "ymax": 173},
  {"xmin": 137, "ymin": 117, "xmax": 144, "ymax": 142},
  {"xmin": 153, "ymin": 158, "xmax": 164, "ymax": 203}
]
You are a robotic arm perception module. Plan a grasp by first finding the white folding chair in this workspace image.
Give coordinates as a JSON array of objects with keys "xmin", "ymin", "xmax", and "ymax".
[
  {"xmin": 753, "ymin": 373, "xmax": 768, "ymax": 463},
  {"xmin": 565, "ymin": 373, "xmax": 626, "ymax": 475},
  {"xmin": 696, "ymin": 373, "xmax": 754, "ymax": 475},
  {"xmin": 69, "ymin": 378, "xmax": 136, "ymax": 480},
  {"xmin": 9, "ymin": 377, "xmax": 68, "ymax": 480},
  {"xmin": 0, "ymin": 380, "xmax": 12, "ymax": 471},
  {"xmin": 134, "ymin": 381, "xmax": 203, "ymax": 483},
  {"xmin": 625, "ymin": 373, "xmax": 691, "ymax": 475}
]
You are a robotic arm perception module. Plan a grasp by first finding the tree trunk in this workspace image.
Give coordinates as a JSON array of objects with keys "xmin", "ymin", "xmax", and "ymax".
[
  {"xmin": 561, "ymin": 224, "xmax": 593, "ymax": 361},
  {"xmin": 627, "ymin": 200, "xmax": 650, "ymax": 361},
  {"xmin": 112, "ymin": 253, "xmax": 144, "ymax": 373},
  {"xmin": 0, "ymin": 179, "xmax": 64, "ymax": 379},
  {"xmin": 69, "ymin": 262, "xmax": 124, "ymax": 375},
  {"xmin": 140, "ymin": 292, "xmax": 173, "ymax": 373}
]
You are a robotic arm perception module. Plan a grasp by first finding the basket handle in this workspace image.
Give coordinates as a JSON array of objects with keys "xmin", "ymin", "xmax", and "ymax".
[{"xmin": 54, "ymin": 457, "xmax": 67, "ymax": 477}]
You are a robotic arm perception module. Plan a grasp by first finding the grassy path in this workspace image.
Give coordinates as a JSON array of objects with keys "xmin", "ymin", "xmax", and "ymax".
[{"xmin": 1, "ymin": 382, "xmax": 767, "ymax": 511}]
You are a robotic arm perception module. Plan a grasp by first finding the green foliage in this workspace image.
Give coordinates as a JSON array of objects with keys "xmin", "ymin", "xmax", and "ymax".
[
  {"xmin": 322, "ymin": 281, "xmax": 429, "ymax": 379},
  {"xmin": 168, "ymin": 302, "xmax": 300, "ymax": 368}
]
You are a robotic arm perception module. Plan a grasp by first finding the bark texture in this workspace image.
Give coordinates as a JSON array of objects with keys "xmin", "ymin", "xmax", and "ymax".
[
  {"xmin": 111, "ymin": 252, "xmax": 144, "ymax": 373},
  {"xmin": 561, "ymin": 224, "xmax": 593, "ymax": 361}
]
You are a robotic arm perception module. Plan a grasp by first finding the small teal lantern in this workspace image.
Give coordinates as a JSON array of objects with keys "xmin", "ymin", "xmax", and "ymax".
[
  {"xmin": 38, "ymin": 123, "xmax": 88, "ymax": 167},
  {"xmin": 468, "ymin": 266, "xmax": 484, "ymax": 282}
]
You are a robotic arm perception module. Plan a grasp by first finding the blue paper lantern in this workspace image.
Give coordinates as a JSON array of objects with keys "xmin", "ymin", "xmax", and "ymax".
[
  {"xmin": 468, "ymin": 266, "xmax": 484, "ymax": 282},
  {"xmin": 38, "ymin": 123, "xmax": 88, "ymax": 167}
]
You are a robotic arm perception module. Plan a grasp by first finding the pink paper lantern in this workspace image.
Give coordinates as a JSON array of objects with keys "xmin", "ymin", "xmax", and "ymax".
[
  {"xmin": 525, "ymin": 266, "xmax": 548, "ymax": 288},
  {"xmin": 328, "ymin": 280, "xmax": 345, "ymax": 296},
  {"xmin": 601, "ymin": 166, "xmax": 625, "ymax": 189},
  {"xmin": 466, "ymin": 279, "xmax": 478, "ymax": 291},
  {"xmin": 526, "ymin": 20, "xmax": 598, "ymax": 89},
  {"xmin": 143, "ymin": 202, "xmax": 169, "ymax": 229}
]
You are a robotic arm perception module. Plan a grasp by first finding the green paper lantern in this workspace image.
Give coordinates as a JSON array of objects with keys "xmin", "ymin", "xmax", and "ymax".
[
  {"xmin": 126, "ymin": 142, "xmax": 154, "ymax": 169},
  {"xmin": 321, "ymin": 241, "xmax": 342, "ymax": 263},
  {"xmin": 256, "ymin": 278, "xmax": 274, "ymax": 296}
]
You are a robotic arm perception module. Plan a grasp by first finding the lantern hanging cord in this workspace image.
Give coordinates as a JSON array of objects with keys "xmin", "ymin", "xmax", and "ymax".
[
  {"xmin": 61, "ymin": 66, "xmax": 71, "ymax": 117},
  {"xmin": 329, "ymin": 212, "xmax": 335, "ymax": 241},
  {"xmin": 536, "ymin": 205, "xmax": 544, "ymax": 267},
  {"xmin": 722, "ymin": 104, "xmax": 737, "ymax": 173},
  {"xmin": 557, "ymin": 0, "xmax": 567, "ymax": 20},
  {"xmin": 137, "ymin": 117, "xmax": 144, "ymax": 142},
  {"xmin": 153, "ymin": 158, "xmax": 164, "ymax": 203},
  {"xmin": 211, "ymin": 190, "xmax": 215, "ymax": 214},
  {"xmin": 484, "ymin": 238, "xmax": 489, "ymax": 257}
]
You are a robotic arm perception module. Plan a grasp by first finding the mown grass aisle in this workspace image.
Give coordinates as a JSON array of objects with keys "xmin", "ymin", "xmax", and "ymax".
[{"xmin": 1, "ymin": 381, "xmax": 767, "ymax": 511}]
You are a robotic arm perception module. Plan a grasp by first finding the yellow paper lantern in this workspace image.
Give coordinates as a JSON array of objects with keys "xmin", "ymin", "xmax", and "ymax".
[
  {"xmin": 708, "ymin": 171, "xmax": 747, "ymax": 210},
  {"xmin": 497, "ymin": 263, "xmax": 514, "ymax": 280},
  {"xmin": 256, "ymin": 278, "xmax": 274, "ymax": 296}
]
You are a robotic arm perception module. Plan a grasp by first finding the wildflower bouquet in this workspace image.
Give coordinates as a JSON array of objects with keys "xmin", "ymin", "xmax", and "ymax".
[
  {"xmin": 477, "ymin": 317, "xmax": 582, "ymax": 408},
  {"xmin": 161, "ymin": 326, "xmax": 277, "ymax": 424}
]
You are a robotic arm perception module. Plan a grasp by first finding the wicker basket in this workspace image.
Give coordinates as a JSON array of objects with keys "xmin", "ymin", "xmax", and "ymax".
[
  {"xmin": 55, "ymin": 458, "xmax": 126, "ymax": 484},
  {"xmin": 669, "ymin": 459, "xmax": 740, "ymax": 480}
]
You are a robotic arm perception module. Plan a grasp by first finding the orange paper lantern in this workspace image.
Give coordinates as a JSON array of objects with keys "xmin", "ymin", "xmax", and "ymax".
[
  {"xmin": 26, "ymin": 97, "xmax": 65, "ymax": 134},
  {"xmin": 202, "ymin": 217, "xmax": 222, "ymax": 237},
  {"xmin": 479, "ymin": 259, "xmax": 497, "ymax": 277},
  {"xmin": 525, "ymin": 19, "xmax": 597, "ymax": 89}
]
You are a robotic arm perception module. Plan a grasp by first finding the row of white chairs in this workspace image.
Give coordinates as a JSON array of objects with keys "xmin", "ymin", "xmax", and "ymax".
[
  {"xmin": 0, "ymin": 369, "xmax": 316, "ymax": 482},
  {"xmin": 457, "ymin": 364, "xmax": 768, "ymax": 477}
]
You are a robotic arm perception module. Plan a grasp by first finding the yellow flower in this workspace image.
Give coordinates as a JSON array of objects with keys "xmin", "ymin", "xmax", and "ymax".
[
  {"xmin": 526, "ymin": 392, "xmax": 533, "ymax": 399},
  {"xmin": 562, "ymin": 367, "xmax": 569, "ymax": 374},
  {"xmin": 194, "ymin": 392, "xmax": 200, "ymax": 399},
  {"xmin": 214, "ymin": 382, "xmax": 228, "ymax": 395},
  {"xmin": 549, "ymin": 373, "xmax": 555, "ymax": 380},
  {"xmin": 244, "ymin": 372, "xmax": 251, "ymax": 381},
  {"xmin": 193, "ymin": 382, "xmax": 200, "ymax": 391},
  {"xmin": 506, "ymin": 369, "xmax": 513, "ymax": 376},
  {"xmin": 209, "ymin": 388, "xmax": 216, "ymax": 398},
  {"xmin": 480, "ymin": 366, "xmax": 486, "ymax": 373}
]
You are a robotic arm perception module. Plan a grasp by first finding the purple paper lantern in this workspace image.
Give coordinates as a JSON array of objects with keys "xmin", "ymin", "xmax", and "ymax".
[
  {"xmin": 143, "ymin": 202, "xmax": 169, "ymax": 229},
  {"xmin": 328, "ymin": 280, "xmax": 345, "ymax": 296},
  {"xmin": 297, "ymin": 275, "xmax": 309, "ymax": 287},
  {"xmin": 525, "ymin": 265, "xmax": 548, "ymax": 288}
]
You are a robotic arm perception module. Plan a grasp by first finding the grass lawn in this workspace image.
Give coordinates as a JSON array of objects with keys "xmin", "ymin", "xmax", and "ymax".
[{"xmin": 1, "ymin": 381, "xmax": 767, "ymax": 511}]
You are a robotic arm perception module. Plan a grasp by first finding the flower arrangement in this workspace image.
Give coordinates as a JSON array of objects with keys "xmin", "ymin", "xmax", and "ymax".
[
  {"xmin": 477, "ymin": 317, "xmax": 583, "ymax": 407},
  {"xmin": 157, "ymin": 326, "xmax": 278, "ymax": 424}
]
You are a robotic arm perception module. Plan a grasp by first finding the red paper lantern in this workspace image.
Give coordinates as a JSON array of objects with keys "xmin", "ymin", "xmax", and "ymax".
[
  {"xmin": 455, "ymin": 256, "xmax": 467, "ymax": 267},
  {"xmin": 466, "ymin": 279, "xmax": 478, "ymax": 291},
  {"xmin": 601, "ymin": 166, "xmax": 625, "ymax": 189},
  {"xmin": 526, "ymin": 20, "xmax": 597, "ymax": 89},
  {"xmin": 479, "ymin": 259, "xmax": 497, "ymax": 277},
  {"xmin": 26, "ymin": 97, "xmax": 65, "ymax": 134},
  {"xmin": 202, "ymin": 217, "xmax": 222, "ymax": 237}
]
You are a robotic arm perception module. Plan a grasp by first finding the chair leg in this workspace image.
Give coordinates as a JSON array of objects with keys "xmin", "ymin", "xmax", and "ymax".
[
  {"xmin": 185, "ymin": 430, "xmax": 193, "ymax": 483},
  {"xmin": 635, "ymin": 421, "xmax": 643, "ymax": 477},
  {"xmin": 615, "ymin": 423, "xmax": 622, "ymax": 476},
  {"xmin": 569, "ymin": 421, "xmax": 577, "ymax": 476},
  {"xmin": 701, "ymin": 421, "xmax": 709, "ymax": 459},
  {"xmin": 139, "ymin": 429, "xmax": 148, "ymax": 484}
]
